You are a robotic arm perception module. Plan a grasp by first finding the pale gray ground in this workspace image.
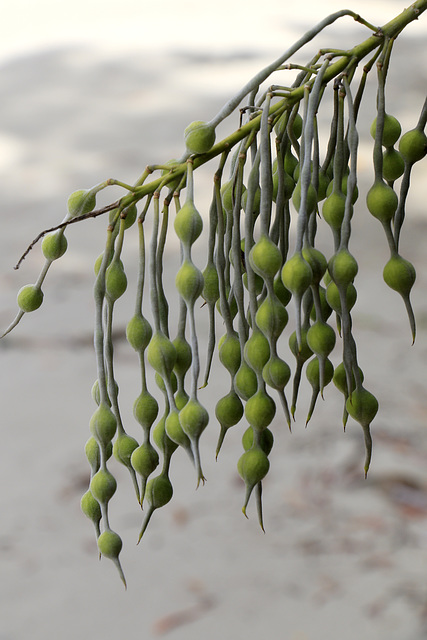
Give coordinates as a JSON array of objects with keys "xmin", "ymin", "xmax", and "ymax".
[{"xmin": 1, "ymin": 9, "xmax": 427, "ymax": 640}]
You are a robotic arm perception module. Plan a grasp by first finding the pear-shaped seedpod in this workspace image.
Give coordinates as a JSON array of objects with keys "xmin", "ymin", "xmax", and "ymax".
[
  {"xmin": 370, "ymin": 113, "xmax": 402, "ymax": 148},
  {"xmin": 234, "ymin": 361, "xmax": 258, "ymax": 401},
  {"xmin": 174, "ymin": 200, "xmax": 203, "ymax": 246},
  {"xmin": 147, "ymin": 331, "xmax": 176, "ymax": 379},
  {"xmin": 328, "ymin": 249, "xmax": 358, "ymax": 289},
  {"xmin": 131, "ymin": 442, "xmax": 159, "ymax": 491},
  {"xmin": 309, "ymin": 285, "xmax": 333, "ymax": 322},
  {"xmin": 383, "ymin": 254, "xmax": 416, "ymax": 342},
  {"xmin": 218, "ymin": 332, "xmax": 241, "ymax": 376},
  {"xmin": 272, "ymin": 167, "xmax": 295, "ymax": 203},
  {"xmin": 244, "ymin": 388, "xmax": 276, "ymax": 432},
  {"xmin": 172, "ymin": 335, "xmax": 192, "ymax": 378},
  {"xmin": 317, "ymin": 170, "xmax": 330, "ymax": 202},
  {"xmin": 305, "ymin": 356, "xmax": 334, "ymax": 423},
  {"xmin": 284, "ymin": 149, "xmax": 298, "ymax": 177},
  {"xmin": 291, "ymin": 179, "xmax": 318, "ymax": 214},
  {"xmin": 165, "ymin": 409, "xmax": 194, "ymax": 459},
  {"xmin": 202, "ymin": 262, "xmax": 220, "ymax": 304},
  {"xmin": 97, "ymin": 529, "xmax": 126, "ymax": 587},
  {"xmin": 244, "ymin": 329, "xmax": 270, "ymax": 374},
  {"xmin": 215, "ymin": 390, "xmax": 244, "ymax": 457},
  {"xmin": 366, "ymin": 180, "xmax": 398, "ymax": 224},
  {"xmin": 17, "ymin": 284, "xmax": 43, "ymax": 313},
  {"xmin": 306, "ymin": 320, "xmax": 336, "ymax": 359},
  {"xmin": 262, "ymin": 355, "xmax": 291, "ymax": 391},
  {"xmin": 90, "ymin": 469, "xmax": 117, "ymax": 504},
  {"xmin": 105, "ymin": 261, "xmax": 127, "ymax": 301},
  {"xmin": 152, "ymin": 416, "xmax": 179, "ymax": 457},
  {"xmin": 346, "ymin": 386, "xmax": 379, "ymax": 477},
  {"xmin": 126, "ymin": 313, "xmax": 152, "ymax": 352},
  {"xmin": 399, "ymin": 128, "xmax": 427, "ymax": 164},
  {"xmin": 137, "ymin": 472, "xmax": 174, "ymax": 543},
  {"xmin": 322, "ymin": 191, "xmax": 346, "ymax": 231},
  {"xmin": 242, "ymin": 427, "xmax": 274, "ymax": 455},
  {"xmin": 90, "ymin": 403, "xmax": 117, "ymax": 448},
  {"xmin": 382, "ymin": 147, "xmax": 405, "ymax": 182},
  {"xmin": 325, "ymin": 175, "xmax": 358, "ymax": 204},
  {"xmin": 241, "ymin": 187, "xmax": 261, "ymax": 216},
  {"xmin": 41, "ymin": 230, "xmax": 68, "ymax": 261},
  {"xmin": 249, "ymin": 234, "xmax": 282, "ymax": 280},
  {"xmin": 179, "ymin": 398, "xmax": 209, "ymax": 485},
  {"xmin": 274, "ymin": 110, "xmax": 302, "ymax": 139},
  {"xmin": 85, "ymin": 436, "xmax": 102, "ymax": 473},
  {"xmin": 175, "ymin": 387, "xmax": 189, "ymax": 411},
  {"xmin": 113, "ymin": 433, "xmax": 139, "ymax": 468},
  {"xmin": 333, "ymin": 361, "xmax": 364, "ymax": 397},
  {"xmin": 273, "ymin": 276, "xmax": 292, "ymax": 307},
  {"xmin": 325, "ymin": 281, "xmax": 357, "ymax": 315},
  {"xmin": 242, "ymin": 271, "xmax": 264, "ymax": 295},
  {"xmin": 175, "ymin": 260, "xmax": 204, "ymax": 304},
  {"xmin": 133, "ymin": 389, "xmax": 159, "ymax": 430},
  {"xmin": 155, "ymin": 371, "xmax": 178, "ymax": 395},
  {"xmin": 237, "ymin": 445, "xmax": 270, "ymax": 517},
  {"xmin": 302, "ymin": 246, "xmax": 327, "ymax": 285},
  {"xmin": 80, "ymin": 490, "xmax": 102, "ymax": 532},
  {"xmin": 184, "ymin": 120, "xmax": 216, "ymax": 155},
  {"xmin": 255, "ymin": 295, "xmax": 288, "ymax": 340},
  {"xmin": 281, "ymin": 252, "xmax": 313, "ymax": 299},
  {"xmin": 67, "ymin": 188, "xmax": 97, "ymax": 218},
  {"xmin": 289, "ymin": 328, "xmax": 313, "ymax": 362}
]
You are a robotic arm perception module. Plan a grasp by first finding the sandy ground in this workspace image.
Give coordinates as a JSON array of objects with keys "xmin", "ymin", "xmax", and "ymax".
[{"xmin": 1, "ymin": 2, "xmax": 427, "ymax": 640}]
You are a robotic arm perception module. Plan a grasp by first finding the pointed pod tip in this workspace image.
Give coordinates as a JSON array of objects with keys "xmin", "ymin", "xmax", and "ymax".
[{"xmin": 242, "ymin": 505, "xmax": 248, "ymax": 519}]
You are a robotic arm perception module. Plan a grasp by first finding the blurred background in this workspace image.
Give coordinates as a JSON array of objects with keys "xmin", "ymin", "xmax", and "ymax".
[{"xmin": 1, "ymin": 1, "xmax": 427, "ymax": 639}]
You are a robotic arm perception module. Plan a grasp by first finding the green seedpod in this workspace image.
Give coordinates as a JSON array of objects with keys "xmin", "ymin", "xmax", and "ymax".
[
  {"xmin": 383, "ymin": 254, "xmax": 416, "ymax": 295},
  {"xmin": 326, "ymin": 176, "xmax": 358, "ymax": 204},
  {"xmin": 289, "ymin": 328, "xmax": 313, "ymax": 362},
  {"xmin": 80, "ymin": 490, "xmax": 102, "ymax": 528},
  {"xmin": 147, "ymin": 331, "xmax": 176, "ymax": 379},
  {"xmin": 41, "ymin": 230, "xmax": 68, "ymax": 261},
  {"xmin": 237, "ymin": 446, "xmax": 270, "ymax": 515},
  {"xmin": 175, "ymin": 388, "xmax": 189, "ymax": 411},
  {"xmin": 145, "ymin": 473, "xmax": 173, "ymax": 509},
  {"xmin": 398, "ymin": 128, "xmax": 427, "ymax": 164},
  {"xmin": 67, "ymin": 188, "xmax": 96, "ymax": 218},
  {"xmin": 272, "ymin": 167, "xmax": 295, "ymax": 203},
  {"xmin": 90, "ymin": 468, "xmax": 117, "ymax": 503},
  {"xmin": 179, "ymin": 398, "xmax": 209, "ymax": 440},
  {"xmin": 131, "ymin": 442, "xmax": 159, "ymax": 478},
  {"xmin": 310, "ymin": 285, "xmax": 333, "ymax": 322},
  {"xmin": 262, "ymin": 355, "xmax": 291, "ymax": 391},
  {"xmin": 94, "ymin": 252, "xmax": 122, "ymax": 276},
  {"xmin": 333, "ymin": 361, "xmax": 364, "ymax": 397},
  {"xmin": 175, "ymin": 260, "xmax": 204, "ymax": 304},
  {"xmin": 17, "ymin": 284, "xmax": 43, "ymax": 313},
  {"xmin": 249, "ymin": 234, "xmax": 282, "ymax": 280},
  {"xmin": 306, "ymin": 321, "xmax": 336, "ymax": 358},
  {"xmin": 133, "ymin": 389, "xmax": 159, "ymax": 430},
  {"xmin": 155, "ymin": 371, "xmax": 178, "ymax": 395},
  {"xmin": 113, "ymin": 433, "xmax": 139, "ymax": 468},
  {"xmin": 234, "ymin": 361, "xmax": 258, "ymax": 401},
  {"xmin": 241, "ymin": 187, "xmax": 261, "ymax": 215},
  {"xmin": 152, "ymin": 416, "xmax": 179, "ymax": 457},
  {"xmin": 165, "ymin": 409, "xmax": 193, "ymax": 452},
  {"xmin": 202, "ymin": 262, "xmax": 220, "ymax": 304},
  {"xmin": 255, "ymin": 295, "xmax": 288, "ymax": 340},
  {"xmin": 291, "ymin": 179, "xmax": 317, "ymax": 214},
  {"xmin": 85, "ymin": 437, "xmax": 113, "ymax": 471},
  {"xmin": 346, "ymin": 386, "xmax": 378, "ymax": 425},
  {"xmin": 244, "ymin": 330, "xmax": 270, "ymax": 373},
  {"xmin": 328, "ymin": 249, "xmax": 358, "ymax": 288},
  {"xmin": 366, "ymin": 180, "xmax": 398, "ymax": 224},
  {"xmin": 306, "ymin": 356, "xmax": 334, "ymax": 389},
  {"xmin": 326, "ymin": 281, "xmax": 357, "ymax": 314},
  {"xmin": 382, "ymin": 147, "xmax": 405, "ymax": 182},
  {"xmin": 284, "ymin": 148, "xmax": 299, "ymax": 176},
  {"xmin": 184, "ymin": 120, "xmax": 216, "ymax": 154},
  {"xmin": 220, "ymin": 180, "xmax": 235, "ymax": 216},
  {"xmin": 105, "ymin": 261, "xmax": 127, "ymax": 301},
  {"xmin": 281, "ymin": 252, "xmax": 313, "ymax": 299},
  {"xmin": 174, "ymin": 200, "xmax": 203, "ymax": 246},
  {"xmin": 97, "ymin": 529, "xmax": 122, "ymax": 560},
  {"xmin": 370, "ymin": 113, "xmax": 402, "ymax": 148},
  {"xmin": 172, "ymin": 335, "xmax": 192, "ymax": 378},
  {"xmin": 219, "ymin": 332, "xmax": 241, "ymax": 376},
  {"xmin": 244, "ymin": 388, "xmax": 276, "ymax": 431},
  {"xmin": 322, "ymin": 191, "xmax": 346, "ymax": 230},
  {"xmin": 302, "ymin": 246, "xmax": 327, "ymax": 285},
  {"xmin": 243, "ymin": 271, "xmax": 264, "ymax": 295},
  {"xmin": 90, "ymin": 403, "xmax": 117, "ymax": 448},
  {"xmin": 273, "ymin": 276, "xmax": 292, "ymax": 306},
  {"xmin": 215, "ymin": 287, "xmax": 238, "ymax": 320},
  {"xmin": 215, "ymin": 390, "xmax": 244, "ymax": 429},
  {"xmin": 122, "ymin": 204, "xmax": 137, "ymax": 229},
  {"xmin": 91, "ymin": 378, "xmax": 118, "ymax": 407},
  {"xmin": 126, "ymin": 313, "xmax": 152, "ymax": 352},
  {"xmin": 317, "ymin": 170, "xmax": 330, "ymax": 202},
  {"xmin": 242, "ymin": 427, "xmax": 274, "ymax": 455}
]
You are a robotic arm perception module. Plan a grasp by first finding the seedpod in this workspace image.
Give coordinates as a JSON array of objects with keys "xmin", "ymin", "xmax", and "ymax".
[
  {"xmin": 383, "ymin": 254, "xmax": 416, "ymax": 342},
  {"xmin": 131, "ymin": 442, "xmax": 159, "ymax": 486},
  {"xmin": 305, "ymin": 356, "xmax": 334, "ymax": 424},
  {"xmin": 333, "ymin": 361, "xmax": 364, "ymax": 397},
  {"xmin": 244, "ymin": 388, "xmax": 276, "ymax": 432},
  {"xmin": 179, "ymin": 398, "xmax": 209, "ymax": 485},
  {"xmin": 255, "ymin": 295, "xmax": 288, "ymax": 340},
  {"xmin": 17, "ymin": 284, "xmax": 43, "ymax": 313},
  {"xmin": 244, "ymin": 329, "xmax": 270, "ymax": 374},
  {"xmin": 126, "ymin": 313, "xmax": 152, "ymax": 352},
  {"xmin": 382, "ymin": 147, "xmax": 405, "ymax": 182},
  {"xmin": 172, "ymin": 335, "xmax": 193, "ymax": 378},
  {"xmin": 291, "ymin": 179, "xmax": 317, "ymax": 214},
  {"xmin": 155, "ymin": 371, "xmax": 178, "ymax": 395},
  {"xmin": 322, "ymin": 191, "xmax": 346, "ymax": 230},
  {"xmin": 281, "ymin": 252, "xmax": 313, "ymax": 300},
  {"xmin": 165, "ymin": 409, "xmax": 194, "ymax": 459},
  {"xmin": 90, "ymin": 403, "xmax": 117, "ymax": 448},
  {"xmin": 105, "ymin": 261, "xmax": 128, "ymax": 301},
  {"xmin": 346, "ymin": 386, "xmax": 379, "ymax": 477},
  {"xmin": 234, "ymin": 361, "xmax": 258, "ymax": 401},
  {"xmin": 302, "ymin": 246, "xmax": 327, "ymax": 285},
  {"xmin": 147, "ymin": 331, "xmax": 176, "ymax": 379},
  {"xmin": 184, "ymin": 120, "xmax": 216, "ymax": 155},
  {"xmin": 273, "ymin": 276, "xmax": 292, "ymax": 307},
  {"xmin": 175, "ymin": 260, "xmax": 204, "ymax": 304},
  {"xmin": 41, "ymin": 230, "xmax": 68, "ymax": 261},
  {"xmin": 328, "ymin": 249, "xmax": 358, "ymax": 289},
  {"xmin": 306, "ymin": 320, "xmax": 336, "ymax": 359},
  {"xmin": 80, "ymin": 490, "xmax": 102, "ymax": 534},
  {"xmin": 366, "ymin": 180, "xmax": 398, "ymax": 224},
  {"xmin": 113, "ymin": 433, "xmax": 139, "ymax": 468},
  {"xmin": 370, "ymin": 113, "xmax": 401, "ymax": 148},
  {"xmin": 218, "ymin": 332, "xmax": 241, "ymax": 376},
  {"xmin": 133, "ymin": 389, "xmax": 159, "ymax": 430},
  {"xmin": 249, "ymin": 234, "xmax": 282, "ymax": 280},
  {"xmin": 67, "ymin": 188, "xmax": 97, "ymax": 218},
  {"xmin": 90, "ymin": 468, "xmax": 117, "ymax": 504},
  {"xmin": 97, "ymin": 529, "xmax": 126, "ymax": 587},
  {"xmin": 202, "ymin": 262, "xmax": 220, "ymax": 304},
  {"xmin": 242, "ymin": 427, "xmax": 274, "ymax": 455},
  {"xmin": 326, "ymin": 281, "xmax": 357, "ymax": 314},
  {"xmin": 152, "ymin": 416, "xmax": 179, "ymax": 457},
  {"xmin": 174, "ymin": 200, "xmax": 203, "ymax": 246},
  {"xmin": 237, "ymin": 445, "xmax": 270, "ymax": 517},
  {"xmin": 398, "ymin": 128, "xmax": 427, "ymax": 164},
  {"xmin": 215, "ymin": 390, "xmax": 244, "ymax": 456},
  {"xmin": 262, "ymin": 355, "xmax": 291, "ymax": 391}
]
